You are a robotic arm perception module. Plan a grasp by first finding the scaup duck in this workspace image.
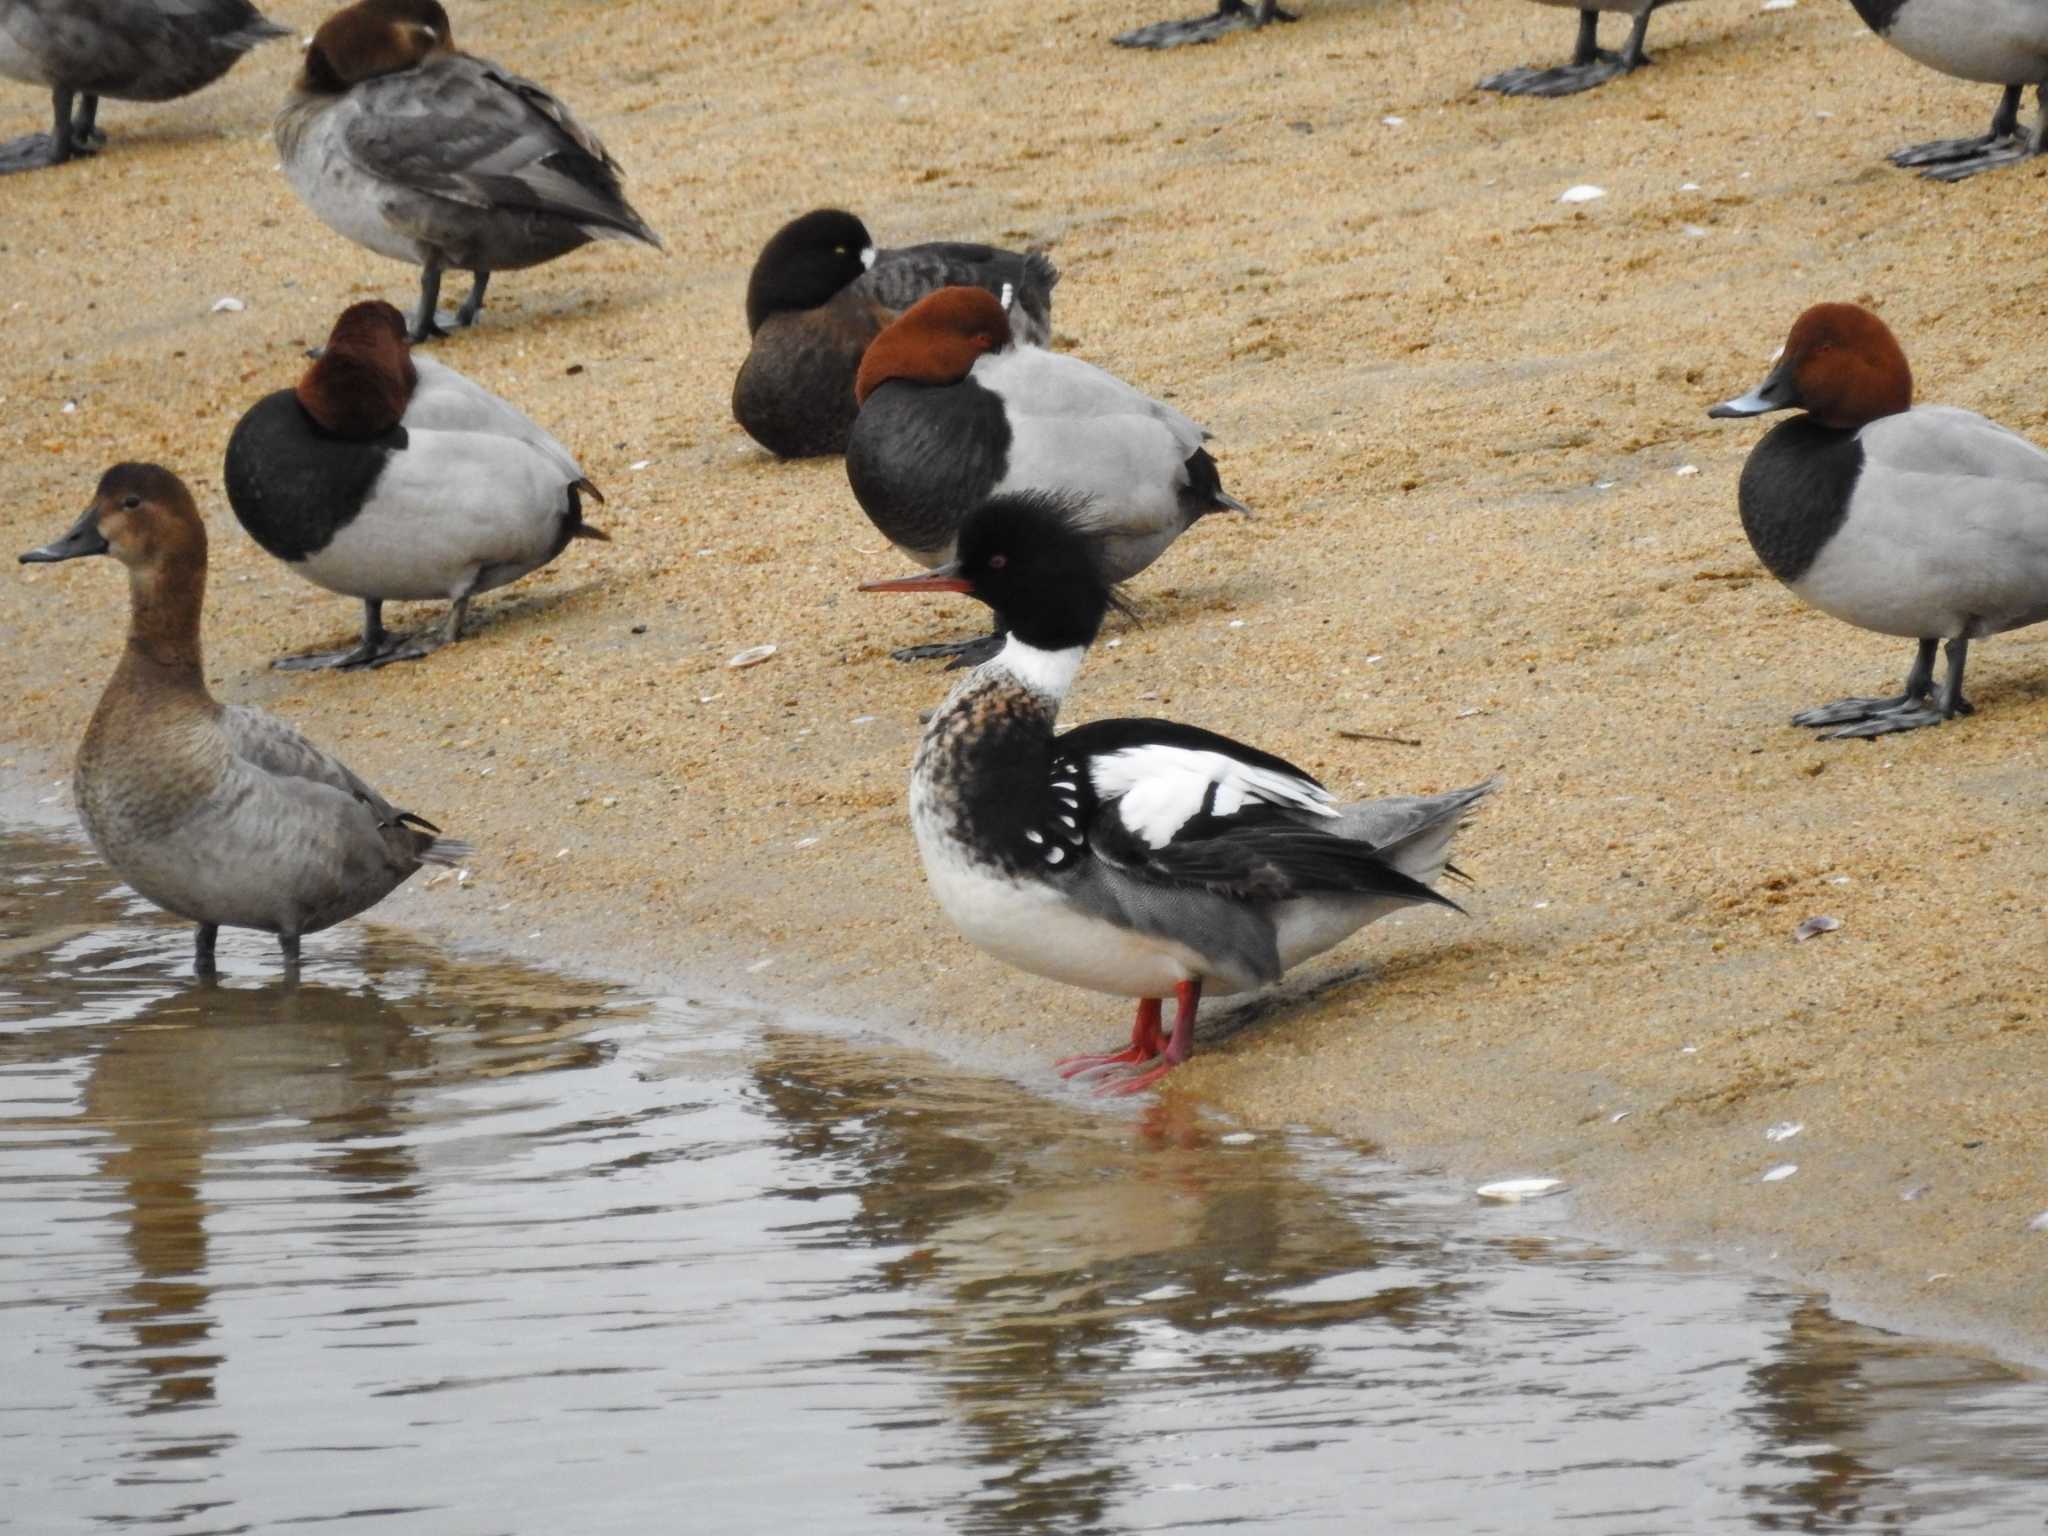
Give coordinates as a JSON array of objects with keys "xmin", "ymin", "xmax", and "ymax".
[
  {"xmin": 862, "ymin": 492, "xmax": 1493, "ymax": 1095},
  {"xmin": 0, "ymin": 0, "xmax": 285, "ymax": 173},
  {"xmin": 18, "ymin": 463, "xmax": 471, "ymax": 978},
  {"xmin": 277, "ymin": 0, "xmax": 662, "ymax": 342},
  {"xmin": 848, "ymin": 285, "xmax": 1249, "ymax": 660},
  {"xmin": 733, "ymin": 207, "xmax": 1057, "ymax": 460},
  {"xmin": 1112, "ymin": 0, "xmax": 1297, "ymax": 50},
  {"xmin": 1480, "ymin": 0, "xmax": 1694, "ymax": 97},
  {"xmin": 223, "ymin": 300, "xmax": 609, "ymax": 669},
  {"xmin": 1847, "ymin": 0, "xmax": 2048, "ymax": 178},
  {"xmin": 1709, "ymin": 302, "xmax": 2048, "ymax": 737}
]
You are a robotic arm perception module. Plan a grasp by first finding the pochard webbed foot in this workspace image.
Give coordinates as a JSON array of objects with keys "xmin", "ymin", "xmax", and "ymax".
[
  {"xmin": 1911, "ymin": 140, "xmax": 2038, "ymax": 181},
  {"xmin": 891, "ymin": 632, "xmax": 1005, "ymax": 667},
  {"xmin": 0, "ymin": 132, "xmax": 70, "ymax": 174},
  {"xmin": 273, "ymin": 598, "xmax": 451, "ymax": 670},
  {"xmin": 1791, "ymin": 637, "xmax": 1974, "ymax": 738},
  {"xmin": 1113, "ymin": 0, "xmax": 1297, "ymax": 49},
  {"xmin": 1892, "ymin": 84, "xmax": 2036, "ymax": 180},
  {"xmin": 1479, "ymin": 51, "xmax": 1634, "ymax": 96}
]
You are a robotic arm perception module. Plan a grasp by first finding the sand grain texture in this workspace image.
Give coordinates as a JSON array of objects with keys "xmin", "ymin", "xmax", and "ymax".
[{"xmin": 2, "ymin": 0, "xmax": 2044, "ymax": 1361}]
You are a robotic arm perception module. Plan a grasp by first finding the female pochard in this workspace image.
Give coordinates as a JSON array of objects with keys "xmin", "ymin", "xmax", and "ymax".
[
  {"xmin": 278, "ymin": 0, "xmax": 661, "ymax": 341},
  {"xmin": 18, "ymin": 464, "xmax": 470, "ymax": 977},
  {"xmin": 863, "ymin": 493, "xmax": 1492, "ymax": 1095},
  {"xmin": 733, "ymin": 207, "xmax": 1057, "ymax": 459},
  {"xmin": 848, "ymin": 286, "xmax": 1248, "ymax": 659},
  {"xmin": 1846, "ymin": 0, "xmax": 2048, "ymax": 178},
  {"xmin": 1710, "ymin": 302, "xmax": 2048, "ymax": 737},
  {"xmin": 0, "ymin": 0, "xmax": 285, "ymax": 172},
  {"xmin": 1480, "ymin": 0, "xmax": 1695, "ymax": 97},
  {"xmin": 224, "ymin": 300, "xmax": 609, "ymax": 669}
]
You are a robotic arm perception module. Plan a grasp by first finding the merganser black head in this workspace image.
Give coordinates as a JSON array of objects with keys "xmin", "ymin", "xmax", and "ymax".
[{"xmin": 860, "ymin": 492, "xmax": 1123, "ymax": 653}]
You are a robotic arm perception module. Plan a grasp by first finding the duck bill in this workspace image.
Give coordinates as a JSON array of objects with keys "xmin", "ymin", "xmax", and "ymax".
[
  {"xmin": 1708, "ymin": 359, "xmax": 1799, "ymax": 419},
  {"xmin": 18, "ymin": 505, "xmax": 108, "ymax": 564},
  {"xmin": 858, "ymin": 563, "xmax": 974, "ymax": 596}
]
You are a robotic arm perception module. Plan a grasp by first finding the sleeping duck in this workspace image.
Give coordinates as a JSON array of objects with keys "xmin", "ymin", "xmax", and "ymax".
[
  {"xmin": 733, "ymin": 207, "xmax": 1057, "ymax": 459},
  {"xmin": 277, "ymin": 0, "xmax": 662, "ymax": 341},
  {"xmin": 224, "ymin": 300, "xmax": 609, "ymax": 669}
]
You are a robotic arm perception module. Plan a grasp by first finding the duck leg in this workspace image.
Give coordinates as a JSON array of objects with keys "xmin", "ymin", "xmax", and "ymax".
[
  {"xmin": 0, "ymin": 87, "xmax": 81, "ymax": 174},
  {"xmin": 410, "ymin": 260, "xmax": 460, "ymax": 343},
  {"xmin": 1056, "ymin": 997, "xmax": 1165, "ymax": 1079},
  {"xmin": 1480, "ymin": 3, "xmax": 1659, "ymax": 97},
  {"xmin": 1113, "ymin": 0, "xmax": 1298, "ymax": 51},
  {"xmin": 278, "ymin": 931, "xmax": 302, "ymax": 983},
  {"xmin": 1821, "ymin": 638, "xmax": 1974, "ymax": 739},
  {"xmin": 274, "ymin": 598, "xmax": 427, "ymax": 670},
  {"xmin": 194, "ymin": 923, "xmax": 219, "ymax": 980},
  {"xmin": 453, "ymin": 271, "xmax": 491, "ymax": 329},
  {"xmin": 1100, "ymin": 980, "xmax": 1202, "ymax": 1097},
  {"xmin": 1791, "ymin": 637, "xmax": 1939, "ymax": 732},
  {"xmin": 71, "ymin": 93, "xmax": 104, "ymax": 151},
  {"xmin": 1892, "ymin": 84, "xmax": 2031, "ymax": 178}
]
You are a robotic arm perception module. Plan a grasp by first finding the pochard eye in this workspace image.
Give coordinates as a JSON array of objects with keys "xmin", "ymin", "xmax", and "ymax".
[
  {"xmin": 987, "ymin": 553, "xmax": 1008, "ymax": 570},
  {"xmin": 121, "ymin": 495, "xmax": 140, "ymax": 510}
]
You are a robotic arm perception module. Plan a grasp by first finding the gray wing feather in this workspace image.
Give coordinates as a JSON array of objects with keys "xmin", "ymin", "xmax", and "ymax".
[{"xmin": 338, "ymin": 57, "xmax": 654, "ymax": 241}]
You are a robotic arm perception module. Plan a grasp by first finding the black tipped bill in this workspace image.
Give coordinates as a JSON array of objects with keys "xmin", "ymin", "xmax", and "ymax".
[
  {"xmin": 19, "ymin": 506, "xmax": 108, "ymax": 564},
  {"xmin": 1708, "ymin": 358, "xmax": 1799, "ymax": 419}
]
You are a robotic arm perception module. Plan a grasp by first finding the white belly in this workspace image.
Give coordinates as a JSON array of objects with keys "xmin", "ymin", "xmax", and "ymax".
[
  {"xmin": 1884, "ymin": 0, "xmax": 2048, "ymax": 83},
  {"xmin": 911, "ymin": 784, "xmax": 1207, "ymax": 999},
  {"xmin": 0, "ymin": 28, "xmax": 52, "ymax": 87},
  {"xmin": 284, "ymin": 109, "xmax": 426, "ymax": 267}
]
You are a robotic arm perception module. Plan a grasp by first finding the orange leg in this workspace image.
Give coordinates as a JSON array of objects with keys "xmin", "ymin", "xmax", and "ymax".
[
  {"xmin": 1100, "ymin": 980, "xmax": 1202, "ymax": 1097},
  {"xmin": 1056, "ymin": 997, "xmax": 1163, "ymax": 1078}
]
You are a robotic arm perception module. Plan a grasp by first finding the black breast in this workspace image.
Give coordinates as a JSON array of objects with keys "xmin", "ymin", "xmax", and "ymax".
[
  {"xmin": 222, "ymin": 390, "xmax": 405, "ymax": 564},
  {"xmin": 846, "ymin": 378, "xmax": 1011, "ymax": 560},
  {"xmin": 1736, "ymin": 416, "xmax": 1864, "ymax": 585},
  {"xmin": 1844, "ymin": 0, "xmax": 1905, "ymax": 34}
]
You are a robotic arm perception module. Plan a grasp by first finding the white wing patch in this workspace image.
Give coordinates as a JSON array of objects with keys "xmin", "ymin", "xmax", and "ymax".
[{"xmin": 1089, "ymin": 745, "xmax": 1334, "ymax": 849}]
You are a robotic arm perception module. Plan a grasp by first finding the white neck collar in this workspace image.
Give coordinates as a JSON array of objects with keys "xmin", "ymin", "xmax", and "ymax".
[{"xmin": 992, "ymin": 635, "xmax": 1084, "ymax": 702}]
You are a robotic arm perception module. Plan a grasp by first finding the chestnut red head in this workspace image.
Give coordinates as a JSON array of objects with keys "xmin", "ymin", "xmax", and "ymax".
[
  {"xmin": 1709, "ymin": 303, "xmax": 1913, "ymax": 430},
  {"xmin": 296, "ymin": 301, "xmax": 418, "ymax": 438},
  {"xmin": 853, "ymin": 286, "xmax": 1014, "ymax": 407}
]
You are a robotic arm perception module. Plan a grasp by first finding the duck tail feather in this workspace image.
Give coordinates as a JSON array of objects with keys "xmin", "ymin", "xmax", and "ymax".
[{"xmin": 419, "ymin": 835, "xmax": 476, "ymax": 869}]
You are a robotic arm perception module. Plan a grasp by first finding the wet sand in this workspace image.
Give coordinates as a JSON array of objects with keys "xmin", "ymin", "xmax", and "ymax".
[{"xmin": 2, "ymin": 0, "xmax": 2044, "ymax": 1364}]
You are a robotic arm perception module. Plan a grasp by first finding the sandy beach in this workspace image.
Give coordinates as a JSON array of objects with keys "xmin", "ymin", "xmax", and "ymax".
[{"xmin": 2, "ymin": 0, "xmax": 2043, "ymax": 1364}]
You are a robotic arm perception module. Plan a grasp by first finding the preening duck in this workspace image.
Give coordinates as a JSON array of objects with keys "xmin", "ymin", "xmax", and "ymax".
[
  {"xmin": 1112, "ymin": 0, "xmax": 1297, "ymax": 50},
  {"xmin": 1480, "ymin": 0, "xmax": 1694, "ymax": 97},
  {"xmin": 278, "ymin": 0, "xmax": 662, "ymax": 342},
  {"xmin": 733, "ymin": 207, "xmax": 1058, "ymax": 460},
  {"xmin": 224, "ymin": 300, "xmax": 609, "ymax": 669},
  {"xmin": 862, "ymin": 492, "xmax": 1493, "ymax": 1096},
  {"xmin": 0, "ymin": 0, "xmax": 286, "ymax": 173},
  {"xmin": 1846, "ymin": 0, "xmax": 2048, "ymax": 178},
  {"xmin": 1709, "ymin": 302, "xmax": 2048, "ymax": 737},
  {"xmin": 848, "ymin": 285, "xmax": 1249, "ymax": 660},
  {"xmin": 18, "ymin": 463, "xmax": 471, "ymax": 978}
]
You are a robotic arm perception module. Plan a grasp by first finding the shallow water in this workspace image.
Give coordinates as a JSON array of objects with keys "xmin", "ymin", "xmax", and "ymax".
[{"xmin": 3, "ymin": 827, "xmax": 2046, "ymax": 1534}]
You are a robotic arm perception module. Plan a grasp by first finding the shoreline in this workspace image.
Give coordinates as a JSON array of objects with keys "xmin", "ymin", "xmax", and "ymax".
[
  {"xmin": 4, "ymin": 757, "xmax": 2041, "ymax": 1377},
  {"xmin": 5, "ymin": 0, "xmax": 2045, "ymax": 1379}
]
